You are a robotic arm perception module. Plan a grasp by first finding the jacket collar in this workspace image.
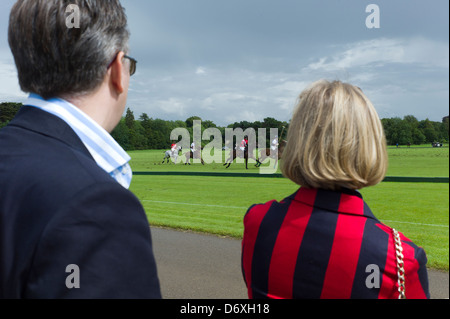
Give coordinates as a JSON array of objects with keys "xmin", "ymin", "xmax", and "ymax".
[
  {"xmin": 287, "ymin": 187, "xmax": 378, "ymax": 221},
  {"xmin": 8, "ymin": 105, "xmax": 94, "ymax": 160}
]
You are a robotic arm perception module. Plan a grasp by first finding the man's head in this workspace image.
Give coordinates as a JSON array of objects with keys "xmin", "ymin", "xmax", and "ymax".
[{"xmin": 8, "ymin": 0, "xmax": 130, "ymax": 100}]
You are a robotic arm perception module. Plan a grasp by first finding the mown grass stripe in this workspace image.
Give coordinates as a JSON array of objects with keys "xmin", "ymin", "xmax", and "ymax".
[
  {"xmin": 142, "ymin": 199, "xmax": 247, "ymax": 210},
  {"xmin": 142, "ymin": 199, "xmax": 448, "ymax": 229}
]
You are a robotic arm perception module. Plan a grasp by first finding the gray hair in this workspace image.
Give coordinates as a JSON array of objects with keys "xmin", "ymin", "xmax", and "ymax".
[{"xmin": 8, "ymin": 0, "xmax": 129, "ymax": 99}]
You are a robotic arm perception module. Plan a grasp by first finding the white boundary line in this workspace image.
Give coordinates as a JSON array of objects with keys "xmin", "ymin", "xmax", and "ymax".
[
  {"xmin": 382, "ymin": 220, "xmax": 448, "ymax": 228},
  {"xmin": 142, "ymin": 199, "xmax": 449, "ymax": 228}
]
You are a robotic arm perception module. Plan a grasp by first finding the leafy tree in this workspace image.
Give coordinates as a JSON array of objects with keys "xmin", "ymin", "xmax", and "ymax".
[
  {"xmin": 0, "ymin": 121, "xmax": 9, "ymax": 130},
  {"xmin": 0, "ymin": 102, "xmax": 22, "ymax": 124},
  {"xmin": 124, "ymin": 108, "xmax": 135, "ymax": 129},
  {"xmin": 412, "ymin": 128, "xmax": 426, "ymax": 145},
  {"xmin": 129, "ymin": 121, "xmax": 148, "ymax": 150},
  {"xmin": 202, "ymin": 120, "xmax": 216, "ymax": 129},
  {"xmin": 381, "ymin": 115, "xmax": 446, "ymax": 145},
  {"xmin": 149, "ymin": 118, "xmax": 172, "ymax": 149},
  {"xmin": 419, "ymin": 119, "xmax": 438, "ymax": 143},
  {"xmin": 139, "ymin": 112, "xmax": 150, "ymax": 124},
  {"xmin": 185, "ymin": 116, "xmax": 202, "ymax": 128},
  {"xmin": 111, "ymin": 119, "xmax": 131, "ymax": 150}
]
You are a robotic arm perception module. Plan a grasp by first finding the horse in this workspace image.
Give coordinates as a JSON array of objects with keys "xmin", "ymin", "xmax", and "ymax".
[
  {"xmin": 223, "ymin": 145, "xmax": 258, "ymax": 169},
  {"xmin": 161, "ymin": 146, "xmax": 182, "ymax": 164},
  {"xmin": 255, "ymin": 140, "xmax": 286, "ymax": 168},
  {"xmin": 184, "ymin": 149, "xmax": 205, "ymax": 165}
]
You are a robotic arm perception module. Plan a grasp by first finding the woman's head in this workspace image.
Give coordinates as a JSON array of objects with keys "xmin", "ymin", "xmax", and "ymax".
[{"xmin": 281, "ymin": 80, "xmax": 388, "ymax": 191}]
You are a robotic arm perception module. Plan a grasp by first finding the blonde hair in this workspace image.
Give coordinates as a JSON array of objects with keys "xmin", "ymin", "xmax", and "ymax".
[{"xmin": 281, "ymin": 80, "xmax": 388, "ymax": 191}]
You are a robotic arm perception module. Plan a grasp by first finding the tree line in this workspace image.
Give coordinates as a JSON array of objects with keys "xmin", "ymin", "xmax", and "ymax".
[
  {"xmin": 382, "ymin": 115, "xmax": 448, "ymax": 146},
  {"xmin": 111, "ymin": 108, "xmax": 289, "ymax": 150},
  {"xmin": 1, "ymin": 102, "xmax": 448, "ymax": 150}
]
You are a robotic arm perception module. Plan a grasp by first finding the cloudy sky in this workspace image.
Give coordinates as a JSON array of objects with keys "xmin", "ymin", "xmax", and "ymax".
[{"xmin": 0, "ymin": 0, "xmax": 448, "ymax": 126}]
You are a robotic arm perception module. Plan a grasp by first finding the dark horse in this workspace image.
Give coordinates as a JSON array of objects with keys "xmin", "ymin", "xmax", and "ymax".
[
  {"xmin": 255, "ymin": 140, "xmax": 286, "ymax": 168},
  {"xmin": 184, "ymin": 149, "xmax": 205, "ymax": 165},
  {"xmin": 223, "ymin": 145, "xmax": 258, "ymax": 169}
]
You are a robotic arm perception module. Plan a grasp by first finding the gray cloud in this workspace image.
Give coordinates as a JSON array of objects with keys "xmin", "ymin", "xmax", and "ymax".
[{"xmin": 0, "ymin": 0, "xmax": 448, "ymax": 126}]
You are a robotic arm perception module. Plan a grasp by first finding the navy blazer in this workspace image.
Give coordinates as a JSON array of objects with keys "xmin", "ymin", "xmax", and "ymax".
[{"xmin": 0, "ymin": 106, "xmax": 161, "ymax": 299}]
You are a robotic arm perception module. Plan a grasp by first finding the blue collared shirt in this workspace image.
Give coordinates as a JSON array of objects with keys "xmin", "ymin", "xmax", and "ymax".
[{"xmin": 25, "ymin": 93, "xmax": 132, "ymax": 189}]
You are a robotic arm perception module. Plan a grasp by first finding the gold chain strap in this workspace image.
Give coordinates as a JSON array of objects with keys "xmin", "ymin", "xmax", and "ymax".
[{"xmin": 392, "ymin": 228, "xmax": 406, "ymax": 299}]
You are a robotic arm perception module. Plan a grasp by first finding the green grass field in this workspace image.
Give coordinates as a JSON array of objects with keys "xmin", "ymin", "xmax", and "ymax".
[{"xmin": 128, "ymin": 146, "xmax": 449, "ymax": 270}]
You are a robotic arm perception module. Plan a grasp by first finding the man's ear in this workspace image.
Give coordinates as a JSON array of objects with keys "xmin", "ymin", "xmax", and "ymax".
[{"xmin": 109, "ymin": 52, "xmax": 125, "ymax": 94}]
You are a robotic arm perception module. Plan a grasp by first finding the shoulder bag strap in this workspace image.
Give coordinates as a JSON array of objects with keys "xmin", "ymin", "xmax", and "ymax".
[{"xmin": 392, "ymin": 228, "xmax": 406, "ymax": 299}]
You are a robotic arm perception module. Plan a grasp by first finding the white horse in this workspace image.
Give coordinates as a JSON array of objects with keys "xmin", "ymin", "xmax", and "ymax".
[{"xmin": 161, "ymin": 146, "xmax": 182, "ymax": 164}]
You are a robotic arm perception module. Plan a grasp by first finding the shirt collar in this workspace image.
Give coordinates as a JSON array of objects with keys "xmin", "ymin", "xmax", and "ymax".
[{"xmin": 24, "ymin": 94, "xmax": 132, "ymax": 186}]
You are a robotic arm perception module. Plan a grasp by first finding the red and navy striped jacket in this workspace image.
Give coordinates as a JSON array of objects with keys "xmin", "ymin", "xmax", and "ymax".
[{"xmin": 241, "ymin": 187, "xmax": 429, "ymax": 299}]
